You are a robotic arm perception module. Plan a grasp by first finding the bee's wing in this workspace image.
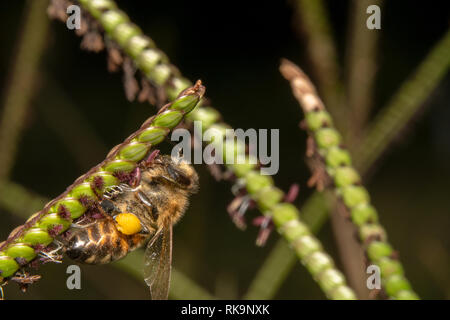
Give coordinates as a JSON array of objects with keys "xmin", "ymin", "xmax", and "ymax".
[{"xmin": 143, "ymin": 225, "xmax": 172, "ymax": 300}]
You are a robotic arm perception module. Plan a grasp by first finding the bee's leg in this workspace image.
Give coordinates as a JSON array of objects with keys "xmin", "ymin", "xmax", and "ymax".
[
  {"xmin": 134, "ymin": 190, "xmax": 159, "ymax": 229},
  {"xmin": 38, "ymin": 242, "xmax": 64, "ymax": 264},
  {"xmin": 70, "ymin": 219, "xmax": 97, "ymax": 229},
  {"xmin": 38, "ymin": 250, "xmax": 63, "ymax": 264}
]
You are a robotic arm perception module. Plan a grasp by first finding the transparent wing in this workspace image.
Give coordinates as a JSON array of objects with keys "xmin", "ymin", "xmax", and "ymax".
[{"xmin": 143, "ymin": 225, "xmax": 173, "ymax": 300}]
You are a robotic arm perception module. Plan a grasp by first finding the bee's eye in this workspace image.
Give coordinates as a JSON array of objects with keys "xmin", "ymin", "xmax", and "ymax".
[
  {"xmin": 100, "ymin": 199, "xmax": 117, "ymax": 214},
  {"xmin": 167, "ymin": 165, "xmax": 191, "ymax": 187}
]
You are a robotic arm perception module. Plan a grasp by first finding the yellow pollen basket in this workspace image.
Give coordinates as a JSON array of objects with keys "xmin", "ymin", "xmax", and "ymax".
[{"xmin": 115, "ymin": 213, "xmax": 142, "ymax": 235}]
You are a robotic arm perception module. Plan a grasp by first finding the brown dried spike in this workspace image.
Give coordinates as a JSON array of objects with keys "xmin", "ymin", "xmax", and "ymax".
[
  {"xmin": 138, "ymin": 77, "xmax": 158, "ymax": 105},
  {"xmin": 74, "ymin": 12, "xmax": 90, "ymax": 36},
  {"xmin": 123, "ymin": 58, "xmax": 140, "ymax": 101},
  {"xmin": 81, "ymin": 31, "xmax": 105, "ymax": 52},
  {"xmin": 107, "ymin": 47, "xmax": 124, "ymax": 72},
  {"xmin": 47, "ymin": 0, "xmax": 71, "ymax": 22}
]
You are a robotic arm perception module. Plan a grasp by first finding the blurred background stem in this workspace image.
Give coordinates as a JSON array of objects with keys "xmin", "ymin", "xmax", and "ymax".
[
  {"xmin": 346, "ymin": 0, "xmax": 384, "ymax": 144},
  {"xmin": 0, "ymin": 0, "xmax": 50, "ymax": 182}
]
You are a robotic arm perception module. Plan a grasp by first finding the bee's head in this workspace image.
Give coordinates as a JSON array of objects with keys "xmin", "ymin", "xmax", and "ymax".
[{"xmin": 144, "ymin": 153, "xmax": 199, "ymax": 194}]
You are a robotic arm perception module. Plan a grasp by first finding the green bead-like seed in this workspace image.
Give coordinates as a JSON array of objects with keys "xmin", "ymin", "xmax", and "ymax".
[
  {"xmin": 223, "ymin": 139, "xmax": 246, "ymax": 165},
  {"xmin": 112, "ymin": 23, "xmax": 141, "ymax": 47},
  {"xmin": 317, "ymin": 269, "xmax": 345, "ymax": 293},
  {"xmin": 229, "ymin": 156, "xmax": 258, "ymax": 178},
  {"xmin": 331, "ymin": 286, "xmax": 357, "ymax": 300},
  {"xmin": 0, "ymin": 256, "xmax": 19, "ymax": 278},
  {"xmin": 171, "ymin": 94, "xmax": 200, "ymax": 113},
  {"xmin": 69, "ymin": 182, "xmax": 97, "ymax": 200},
  {"xmin": 340, "ymin": 185, "xmax": 370, "ymax": 208},
  {"xmin": 272, "ymin": 203, "xmax": 299, "ymax": 228},
  {"xmin": 351, "ymin": 203, "xmax": 378, "ymax": 226},
  {"xmin": 315, "ymin": 128, "xmax": 342, "ymax": 149},
  {"xmin": 208, "ymin": 124, "xmax": 231, "ymax": 139},
  {"xmin": 85, "ymin": 0, "xmax": 117, "ymax": 19},
  {"xmin": 138, "ymin": 127, "xmax": 169, "ymax": 144},
  {"xmin": 305, "ymin": 110, "xmax": 333, "ymax": 131},
  {"xmin": 5, "ymin": 244, "xmax": 37, "ymax": 263},
  {"xmin": 282, "ymin": 220, "xmax": 310, "ymax": 242},
  {"xmin": 103, "ymin": 160, "xmax": 136, "ymax": 173},
  {"xmin": 395, "ymin": 290, "xmax": 419, "ymax": 300},
  {"xmin": 137, "ymin": 49, "xmax": 167, "ymax": 74},
  {"xmin": 100, "ymin": 10, "xmax": 129, "ymax": 34},
  {"xmin": 378, "ymin": 257, "xmax": 404, "ymax": 278},
  {"xmin": 53, "ymin": 198, "xmax": 86, "ymax": 219},
  {"xmin": 367, "ymin": 241, "xmax": 393, "ymax": 262},
  {"xmin": 256, "ymin": 187, "xmax": 284, "ymax": 211},
  {"xmin": 148, "ymin": 64, "xmax": 172, "ymax": 85},
  {"xmin": 21, "ymin": 228, "xmax": 53, "ymax": 246},
  {"xmin": 325, "ymin": 147, "xmax": 352, "ymax": 168},
  {"xmin": 153, "ymin": 110, "xmax": 184, "ymax": 129},
  {"xmin": 119, "ymin": 142, "xmax": 149, "ymax": 162},
  {"xmin": 38, "ymin": 213, "xmax": 72, "ymax": 233},
  {"xmin": 384, "ymin": 274, "xmax": 412, "ymax": 297},
  {"xmin": 126, "ymin": 35, "xmax": 154, "ymax": 59},
  {"xmin": 305, "ymin": 251, "xmax": 334, "ymax": 275},
  {"xmin": 293, "ymin": 235, "xmax": 322, "ymax": 259},
  {"xmin": 359, "ymin": 223, "xmax": 387, "ymax": 243},
  {"xmin": 245, "ymin": 171, "xmax": 273, "ymax": 195},
  {"xmin": 167, "ymin": 77, "xmax": 192, "ymax": 100},
  {"xmin": 187, "ymin": 106, "xmax": 220, "ymax": 129},
  {"xmin": 333, "ymin": 166, "xmax": 361, "ymax": 187},
  {"xmin": 89, "ymin": 172, "xmax": 120, "ymax": 192}
]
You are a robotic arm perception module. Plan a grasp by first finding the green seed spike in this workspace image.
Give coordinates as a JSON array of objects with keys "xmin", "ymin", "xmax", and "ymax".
[
  {"xmin": 0, "ymin": 82, "xmax": 205, "ymax": 284},
  {"xmin": 280, "ymin": 58, "xmax": 419, "ymax": 300},
  {"xmin": 59, "ymin": 0, "xmax": 357, "ymax": 299}
]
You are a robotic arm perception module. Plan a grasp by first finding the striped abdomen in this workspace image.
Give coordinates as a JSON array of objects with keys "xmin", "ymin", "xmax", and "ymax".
[{"xmin": 65, "ymin": 219, "xmax": 149, "ymax": 264}]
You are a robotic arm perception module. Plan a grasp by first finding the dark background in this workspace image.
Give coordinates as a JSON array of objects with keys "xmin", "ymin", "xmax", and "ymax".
[{"xmin": 0, "ymin": 0, "xmax": 449, "ymax": 299}]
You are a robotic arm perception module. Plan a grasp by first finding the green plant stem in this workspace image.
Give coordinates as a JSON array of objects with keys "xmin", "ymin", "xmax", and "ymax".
[
  {"xmin": 70, "ymin": 0, "xmax": 357, "ymax": 299},
  {"xmin": 0, "ymin": 0, "xmax": 50, "ymax": 182},
  {"xmin": 0, "ymin": 180, "xmax": 214, "ymax": 299},
  {"xmin": 280, "ymin": 58, "xmax": 419, "ymax": 300},
  {"xmin": 346, "ymin": 0, "xmax": 383, "ymax": 143},
  {"xmin": 252, "ymin": 28, "xmax": 450, "ymax": 299},
  {"xmin": 354, "ymin": 28, "xmax": 450, "ymax": 172},
  {"xmin": 244, "ymin": 239, "xmax": 295, "ymax": 300},
  {"xmin": 0, "ymin": 83, "xmax": 205, "ymax": 283}
]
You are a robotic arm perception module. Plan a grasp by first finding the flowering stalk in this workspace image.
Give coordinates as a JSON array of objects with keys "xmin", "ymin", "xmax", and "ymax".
[
  {"xmin": 53, "ymin": 0, "xmax": 359, "ymax": 299},
  {"xmin": 257, "ymin": 28, "xmax": 450, "ymax": 299},
  {"xmin": 280, "ymin": 58, "xmax": 419, "ymax": 300},
  {"xmin": 0, "ymin": 82, "xmax": 205, "ymax": 284}
]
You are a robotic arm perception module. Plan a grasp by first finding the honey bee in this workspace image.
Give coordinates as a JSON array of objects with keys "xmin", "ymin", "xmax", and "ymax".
[{"xmin": 62, "ymin": 154, "xmax": 199, "ymax": 299}]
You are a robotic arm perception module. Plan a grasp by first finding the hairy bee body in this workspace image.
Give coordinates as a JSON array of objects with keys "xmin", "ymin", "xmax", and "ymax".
[
  {"xmin": 63, "ymin": 155, "xmax": 199, "ymax": 265},
  {"xmin": 65, "ymin": 218, "xmax": 149, "ymax": 264}
]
